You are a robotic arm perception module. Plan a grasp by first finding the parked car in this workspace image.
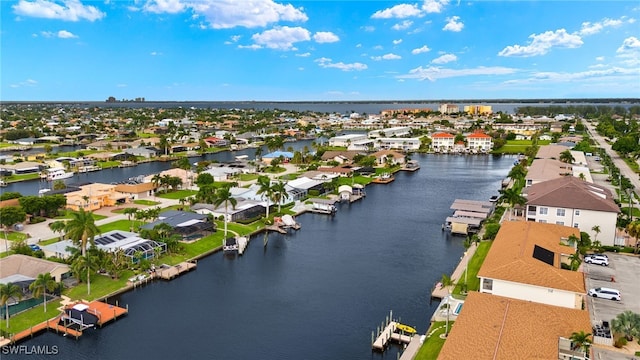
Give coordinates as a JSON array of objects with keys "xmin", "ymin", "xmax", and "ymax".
[
  {"xmin": 588, "ymin": 287, "xmax": 621, "ymax": 301},
  {"xmin": 585, "ymin": 254, "xmax": 609, "ymax": 266},
  {"xmin": 29, "ymin": 244, "xmax": 41, "ymax": 252}
]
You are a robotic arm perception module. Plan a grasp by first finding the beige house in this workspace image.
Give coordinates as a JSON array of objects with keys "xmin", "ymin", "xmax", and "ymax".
[
  {"xmin": 0, "ymin": 254, "xmax": 71, "ymax": 283},
  {"xmin": 66, "ymin": 183, "xmax": 130, "ymax": 211},
  {"xmin": 478, "ymin": 221, "xmax": 586, "ymax": 309},
  {"xmin": 525, "ymin": 176, "xmax": 620, "ymax": 246},
  {"xmin": 115, "ymin": 182, "xmax": 158, "ymax": 200},
  {"xmin": 525, "ymin": 158, "xmax": 573, "ymax": 187},
  {"xmin": 438, "ymin": 292, "xmax": 591, "ymax": 360},
  {"xmin": 371, "ymin": 150, "xmax": 405, "ymax": 166}
]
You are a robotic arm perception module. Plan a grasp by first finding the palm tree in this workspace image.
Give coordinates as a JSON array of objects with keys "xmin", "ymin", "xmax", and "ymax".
[
  {"xmin": 559, "ymin": 149, "xmax": 575, "ymax": 164},
  {"xmin": 507, "ymin": 164, "xmax": 527, "ymax": 186},
  {"xmin": 256, "ymin": 176, "xmax": 273, "ymax": 220},
  {"xmin": 64, "ymin": 209, "xmax": 99, "ymax": 295},
  {"xmin": 591, "ymin": 225, "xmax": 601, "ymax": 247},
  {"xmin": 49, "ymin": 220, "xmax": 67, "ymax": 241},
  {"xmin": 498, "ymin": 187, "xmax": 526, "ymax": 220},
  {"xmin": 271, "ymin": 181, "xmax": 287, "ymax": 213},
  {"xmin": 0, "ymin": 283, "xmax": 23, "ymax": 328},
  {"xmin": 151, "ymin": 174, "xmax": 163, "ymax": 194},
  {"xmin": 626, "ymin": 221, "xmax": 640, "ymax": 254},
  {"xmin": 569, "ymin": 330, "xmax": 592, "ymax": 354},
  {"xmin": 611, "ymin": 310, "xmax": 640, "ymax": 341},
  {"xmin": 123, "ymin": 207, "xmax": 138, "ymax": 231},
  {"xmin": 568, "ymin": 252, "xmax": 582, "ymax": 271},
  {"xmin": 29, "ymin": 273, "xmax": 57, "ymax": 313},
  {"xmin": 213, "ymin": 185, "xmax": 237, "ymax": 238}
]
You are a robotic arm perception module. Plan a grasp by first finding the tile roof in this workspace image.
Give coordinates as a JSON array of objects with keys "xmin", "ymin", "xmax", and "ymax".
[
  {"xmin": 431, "ymin": 132, "xmax": 455, "ymax": 138},
  {"xmin": 114, "ymin": 182, "xmax": 157, "ymax": 193},
  {"xmin": 525, "ymin": 176, "xmax": 620, "ymax": 213},
  {"xmin": 535, "ymin": 144, "xmax": 572, "ymax": 159},
  {"xmin": 525, "ymin": 158, "xmax": 573, "ymax": 183},
  {"xmin": 477, "ymin": 221, "xmax": 585, "ymax": 293},
  {"xmin": 0, "ymin": 254, "xmax": 70, "ymax": 281},
  {"xmin": 466, "ymin": 132, "xmax": 491, "ymax": 138},
  {"xmin": 438, "ymin": 292, "xmax": 591, "ymax": 360}
]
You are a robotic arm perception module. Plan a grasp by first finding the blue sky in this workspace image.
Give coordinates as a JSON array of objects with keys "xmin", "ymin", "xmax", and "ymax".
[{"xmin": 1, "ymin": 0, "xmax": 639, "ymax": 101}]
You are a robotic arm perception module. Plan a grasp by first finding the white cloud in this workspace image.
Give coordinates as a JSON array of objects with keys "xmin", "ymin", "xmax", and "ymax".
[
  {"xmin": 40, "ymin": 31, "xmax": 54, "ymax": 38},
  {"xmin": 578, "ymin": 16, "xmax": 633, "ymax": 36},
  {"xmin": 251, "ymin": 26, "xmax": 310, "ymax": 50},
  {"xmin": 412, "ymin": 45, "xmax": 431, "ymax": 54},
  {"xmin": 11, "ymin": 79, "xmax": 38, "ymax": 88},
  {"xmin": 117, "ymin": 83, "xmax": 127, "ymax": 87},
  {"xmin": 498, "ymin": 29, "xmax": 583, "ymax": 57},
  {"xmin": 150, "ymin": 51, "xmax": 163, "ymax": 56},
  {"xmin": 373, "ymin": 45, "xmax": 383, "ymax": 50},
  {"xmin": 315, "ymin": 57, "xmax": 367, "ymax": 71},
  {"xmin": 617, "ymin": 36, "xmax": 640, "ymax": 53},
  {"xmin": 355, "ymin": 43, "xmax": 362, "ymax": 48},
  {"xmin": 443, "ymin": 16, "xmax": 463, "ymax": 32},
  {"xmin": 398, "ymin": 65, "xmax": 516, "ymax": 81},
  {"xmin": 298, "ymin": 67, "xmax": 304, "ymax": 71},
  {"xmin": 296, "ymin": 52, "xmax": 311, "ymax": 57},
  {"xmin": 432, "ymin": 53, "xmax": 457, "ymax": 64},
  {"xmin": 503, "ymin": 67, "xmax": 639, "ymax": 86},
  {"xmin": 392, "ymin": 39, "xmax": 403, "ymax": 45},
  {"xmin": 371, "ymin": 3, "xmax": 422, "ymax": 19},
  {"xmin": 238, "ymin": 44, "xmax": 262, "ymax": 50},
  {"xmin": 143, "ymin": 0, "xmax": 185, "ymax": 13},
  {"xmin": 392, "ymin": 20, "xmax": 413, "ymax": 31},
  {"xmin": 182, "ymin": 0, "xmax": 307, "ymax": 29},
  {"xmin": 361, "ymin": 26, "xmax": 375, "ymax": 32},
  {"xmin": 57, "ymin": 30, "xmax": 77, "ymax": 38},
  {"xmin": 313, "ymin": 31, "xmax": 339, "ymax": 43},
  {"xmin": 422, "ymin": 0, "xmax": 449, "ymax": 14},
  {"xmin": 231, "ymin": 35, "xmax": 241, "ymax": 42},
  {"xmin": 595, "ymin": 56, "xmax": 605, "ymax": 61},
  {"xmin": 371, "ymin": 53, "xmax": 402, "ymax": 61},
  {"xmin": 13, "ymin": 0, "xmax": 105, "ymax": 21}
]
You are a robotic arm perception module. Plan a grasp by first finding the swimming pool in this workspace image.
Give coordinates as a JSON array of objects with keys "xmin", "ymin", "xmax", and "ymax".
[
  {"xmin": 0, "ymin": 296, "xmax": 46, "ymax": 318},
  {"xmin": 454, "ymin": 303, "xmax": 463, "ymax": 315}
]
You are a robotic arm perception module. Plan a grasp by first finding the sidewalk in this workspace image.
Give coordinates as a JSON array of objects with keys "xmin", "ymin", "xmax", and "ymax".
[{"xmin": 431, "ymin": 242, "xmax": 478, "ymax": 299}]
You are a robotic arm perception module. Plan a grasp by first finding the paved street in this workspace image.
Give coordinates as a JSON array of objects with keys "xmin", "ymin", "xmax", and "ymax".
[{"xmin": 584, "ymin": 120, "xmax": 640, "ymax": 192}]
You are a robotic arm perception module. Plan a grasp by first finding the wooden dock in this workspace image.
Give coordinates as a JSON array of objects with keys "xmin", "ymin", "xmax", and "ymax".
[
  {"xmin": 371, "ymin": 311, "xmax": 415, "ymax": 352},
  {"xmin": 5, "ymin": 300, "xmax": 128, "ymax": 344},
  {"xmin": 158, "ymin": 261, "xmax": 197, "ymax": 280}
]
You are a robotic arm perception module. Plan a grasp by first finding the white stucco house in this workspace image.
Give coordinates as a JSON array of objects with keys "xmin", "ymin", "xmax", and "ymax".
[
  {"xmin": 524, "ymin": 176, "xmax": 620, "ymax": 246},
  {"xmin": 478, "ymin": 221, "xmax": 586, "ymax": 310},
  {"xmin": 430, "ymin": 132, "xmax": 455, "ymax": 151}
]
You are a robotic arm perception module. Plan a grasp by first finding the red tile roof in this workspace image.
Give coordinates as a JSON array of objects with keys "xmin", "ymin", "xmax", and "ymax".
[
  {"xmin": 431, "ymin": 132, "xmax": 455, "ymax": 138},
  {"xmin": 466, "ymin": 132, "xmax": 491, "ymax": 138}
]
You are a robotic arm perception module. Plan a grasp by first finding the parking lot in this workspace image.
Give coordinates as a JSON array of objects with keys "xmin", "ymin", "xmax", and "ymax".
[{"xmin": 583, "ymin": 253, "xmax": 640, "ymax": 359}]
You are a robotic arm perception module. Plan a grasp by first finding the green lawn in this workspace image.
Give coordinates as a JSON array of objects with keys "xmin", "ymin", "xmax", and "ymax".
[
  {"xmin": 263, "ymin": 166, "xmax": 286, "ymax": 174},
  {"xmin": 452, "ymin": 241, "xmax": 493, "ymax": 295},
  {"xmin": 133, "ymin": 199, "xmax": 160, "ymax": 206},
  {"xmin": 156, "ymin": 190, "xmax": 197, "ymax": 199},
  {"xmin": 2, "ymin": 231, "xmax": 29, "ymax": 242},
  {"xmin": 239, "ymin": 173, "xmax": 259, "ymax": 181},
  {"xmin": 55, "ymin": 210, "xmax": 107, "ymax": 221},
  {"xmin": 4, "ymin": 173, "xmax": 41, "ymax": 182},
  {"xmin": 414, "ymin": 321, "xmax": 453, "ymax": 360},
  {"xmin": 98, "ymin": 219, "xmax": 145, "ymax": 233},
  {"xmin": 492, "ymin": 140, "xmax": 552, "ymax": 155},
  {"xmin": 98, "ymin": 160, "xmax": 120, "ymax": 169},
  {"xmin": 2, "ymin": 299, "xmax": 63, "ymax": 335},
  {"xmin": 64, "ymin": 271, "xmax": 135, "ymax": 302},
  {"xmin": 54, "ymin": 149, "xmax": 102, "ymax": 158}
]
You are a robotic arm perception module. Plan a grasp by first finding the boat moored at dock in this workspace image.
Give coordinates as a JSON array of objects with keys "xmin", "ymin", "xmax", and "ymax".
[{"xmin": 42, "ymin": 168, "xmax": 74, "ymax": 181}]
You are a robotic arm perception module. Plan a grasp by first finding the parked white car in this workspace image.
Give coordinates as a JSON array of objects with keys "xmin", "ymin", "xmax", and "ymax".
[
  {"xmin": 588, "ymin": 287, "xmax": 621, "ymax": 301},
  {"xmin": 585, "ymin": 254, "xmax": 609, "ymax": 266}
]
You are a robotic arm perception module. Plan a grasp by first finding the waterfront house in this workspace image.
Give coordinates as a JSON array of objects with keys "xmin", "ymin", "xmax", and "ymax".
[
  {"xmin": 535, "ymin": 144, "xmax": 573, "ymax": 160},
  {"xmin": 320, "ymin": 150, "xmax": 362, "ymax": 163},
  {"xmin": 438, "ymin": 292, "xmax": 591, "ymax": 360},
  {"xmin": 66, "ymin": 183, "xmax": 131, "ymax": 211},
  {"xmin": 191, "ymin": 199, "xmax": 265, "ymax": 222},
  {"xmin": 328, "ymin": 134, "xmax": 367, "ymax": 147},
  {"xmin": 0, "ymin": 161, "xmax": 44, "ymax": 175},
  {"xmin": 114, "ymin": 182, "xmax": 157, "ymax": 200},
  {"xmin": 477, "ymin": 221, "xmax": 585, "ymax": 309},
  {"xmin": 0, "ymin": 254, "xmax": 71, "ymax": 283},
  {"xmin": 524, "ymin": 158, "xmax": 573, "ymax": 187},
  {"xmin": 367, "ymin": 126, "xmax": 411, "ymax": 138},
  {"xmin": 124, "ymin": 147, "xmax": 158, "ymax": 159},
  {"xmin": 465, "ymin": 131, "xmax": 493, "ymax": 152},
  {"xmin": 261, "ymin": 151, "xmax": 294, "ymax": 164},
  {"xmin": 372, "ymin": 150, "xmax": 405, "ymax": 166},
  {"xmin": 524, "ymin": 176, "xmax": 620, "ymax": 246},
  {"xmin": 372, "ymin": 137, "xmax": 420, "ymax": 151},
  {"xmin": 429, "ymin": 132, "xmax": 455, "ymax": 152},
  {"xmin": 141, "ymin": 210, "xmax": 215, "ymax": 241}
]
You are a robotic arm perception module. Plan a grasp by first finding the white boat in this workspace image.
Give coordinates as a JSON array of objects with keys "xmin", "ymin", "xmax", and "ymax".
[
  {"xmin": 0, "ymin": 179, "xmax": 6, "ymax": 187},
  {"xmin": 223, "ymin": 237, "xmax": 238, "ymax": 252},
  {"xmin": 44, "ymin": 168, "xmax": 74, "ymax": 181}
]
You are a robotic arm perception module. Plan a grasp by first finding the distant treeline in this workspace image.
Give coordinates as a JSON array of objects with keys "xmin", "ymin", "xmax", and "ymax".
[{"xmin": 515, "ymin": 105, "xmax": 640, "ymax": 117}]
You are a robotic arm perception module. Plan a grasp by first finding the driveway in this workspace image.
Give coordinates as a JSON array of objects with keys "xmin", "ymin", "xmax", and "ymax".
[{"xmin": 584, "ymin": 253, "xmax": 640, "ymax": 358}]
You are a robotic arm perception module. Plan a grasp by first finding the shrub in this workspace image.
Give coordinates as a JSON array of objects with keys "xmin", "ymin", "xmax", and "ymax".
[
  {"xmin": 614, "ymin": 337, "xmax": 628, "ymax": 348},
  {"xmin": 483, "ymin": 223, "xmax": 501, "ymax": 240}
]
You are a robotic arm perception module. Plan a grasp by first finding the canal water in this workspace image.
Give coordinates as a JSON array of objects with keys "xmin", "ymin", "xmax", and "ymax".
[
  {"xmin": 7, "ymin": 154, "xmax": 514, "ymax": 360},
  {"xmin": 2, "ymin": 140, "xmax": 318, "ymax": 196}
]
